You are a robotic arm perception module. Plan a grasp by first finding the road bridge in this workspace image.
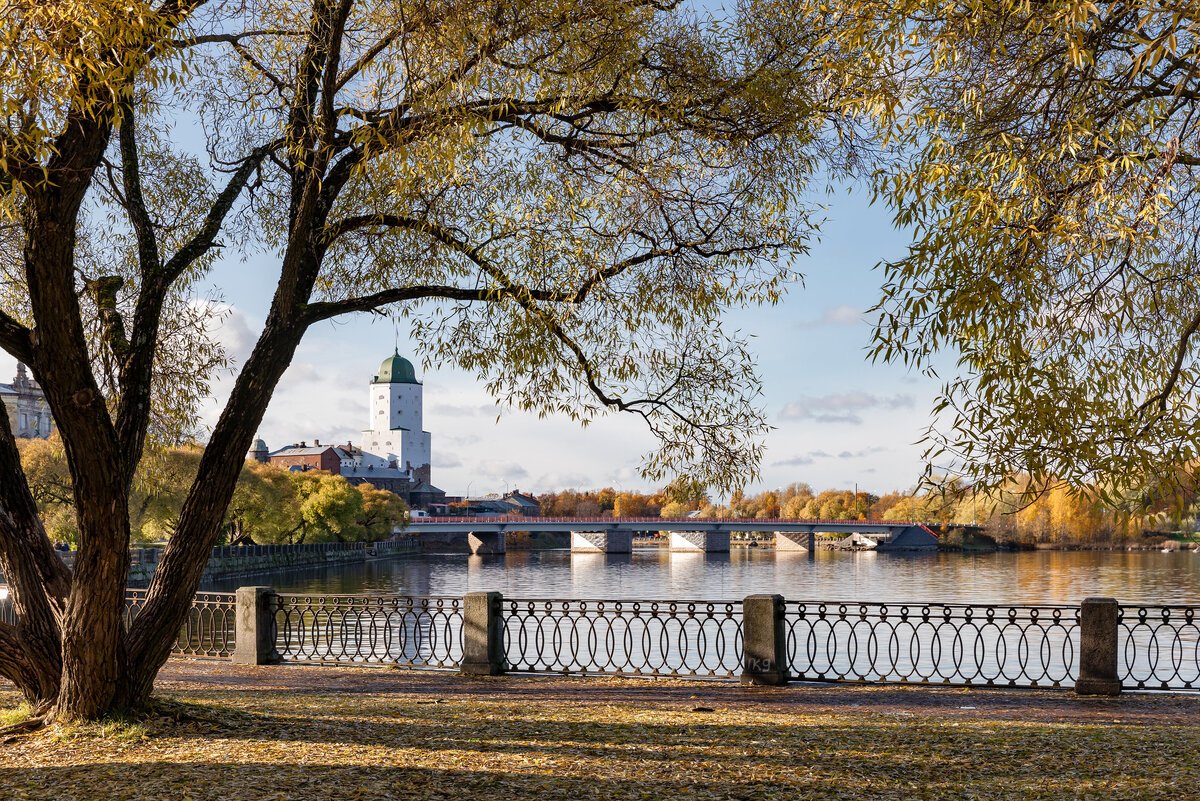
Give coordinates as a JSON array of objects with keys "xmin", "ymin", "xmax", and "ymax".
[{"xmin": 406, "ymin": 517, "xmax": 939, "ymax": 554}]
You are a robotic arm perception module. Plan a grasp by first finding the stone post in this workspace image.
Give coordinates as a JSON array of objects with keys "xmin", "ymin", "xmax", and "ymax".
[
  {"xmin": 461, "ymin": 591, "xmax": 505, "ymax": 675},
  {"xmin": 232, "ymin": 586, "xmax": 280, "ymax": 665},
  {"xmin": 1075, "ymin": 597, "xmax": 1121, "ymax": 695},
  {"xmin": 741, "ymin": 594, "xmax": 789, "ymax": 686}
]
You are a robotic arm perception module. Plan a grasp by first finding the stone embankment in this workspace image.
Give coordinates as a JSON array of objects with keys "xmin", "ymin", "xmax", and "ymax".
[{"xmin": 37, "ymin": 538, "xmax": 419, "ymax": 587}]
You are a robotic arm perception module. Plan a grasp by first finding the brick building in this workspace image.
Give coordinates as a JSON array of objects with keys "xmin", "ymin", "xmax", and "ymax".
[{"xmin": 268, "ymin": 442, "xmax": 341, "ymax": 473}]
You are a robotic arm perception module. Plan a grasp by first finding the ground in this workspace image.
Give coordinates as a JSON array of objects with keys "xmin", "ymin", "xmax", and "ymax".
[{"xmin": 1, "ymin": 660, "xmax": 1197, "ymax": 800}]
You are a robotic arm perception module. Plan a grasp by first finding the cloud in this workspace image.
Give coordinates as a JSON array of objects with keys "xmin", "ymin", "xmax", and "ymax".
[
  {"xmin": 434, "ymin": 453, "xmax": 463, "ymax": 469},
  {"xmin": 336, "ymin": 397, "xmax": 368, "ymax": 416},
  {"xmin": 772, "ymin": 455, "xmax": 813, "ymax": 467},
  {"xmin": 475, "ymin": 461, "xmax": 529, "ymax": 480},
  {"xmin": 780, "ymin": 393, "xmax": 914, "ymax": 424},
  {"xmin": 536, "ymin": 471, "xmax": 594, "ymax": 488},
  {"xmin": 200, "ymin": 302, "xmax": 258, "ymax": 367},
  {"xmin": 795, "ymin": 304, "xmax": 863, "ymax": 329},
  {"xmin": 838, "ymin": 447, "xmax": 886, "ymax": 459},
  {"xmin": 282, "ymin": 362, "xmax": 322, "ymax": 384},
  {"xmin": 442, "ymin": 433, "xmax": 481, "ymax": 447},
  {"xmin": 771, "ymin": 446, "xmax": 886, "ymax": 468},
  {"xmin": 431, "ymin": 403, "xmax": 497, "ymax": 417}
]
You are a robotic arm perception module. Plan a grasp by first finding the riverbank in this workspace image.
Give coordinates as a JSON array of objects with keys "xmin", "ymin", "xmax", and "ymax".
[{"xmin": 2, "ymin": 660, "xmax": 1197, "ymax": 800}]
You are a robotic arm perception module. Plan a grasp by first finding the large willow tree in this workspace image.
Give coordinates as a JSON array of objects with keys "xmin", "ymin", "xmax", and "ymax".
[
  {"xmin": 866, "ymin": 1, "xmax": 1200, "ymax": 505},
  {"xmin": 0, "ymin": 0, "xmax": 886, "ymax": 720}
]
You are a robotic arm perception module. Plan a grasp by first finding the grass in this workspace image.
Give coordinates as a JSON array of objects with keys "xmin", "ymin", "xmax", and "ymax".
[{"xmin": 1, "ymin": 678, "xmax": 1196, "ymax": 801}]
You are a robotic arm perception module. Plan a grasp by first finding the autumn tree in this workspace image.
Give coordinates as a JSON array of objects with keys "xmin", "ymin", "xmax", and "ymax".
[
  {"xmin": 866, "ymin": 0, "xmax": 1200, "ymax": 506},
  {"xmin": 0, "ymin": 0, "xmax": 888, "ymax": 721}
]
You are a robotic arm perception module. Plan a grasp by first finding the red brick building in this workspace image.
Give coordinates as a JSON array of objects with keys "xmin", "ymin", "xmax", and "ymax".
[{"xmin": 268, "ymin": 442, "xmax": 341, "ymax": 473}]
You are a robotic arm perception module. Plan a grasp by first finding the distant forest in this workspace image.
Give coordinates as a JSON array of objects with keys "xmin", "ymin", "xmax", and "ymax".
[{"xmin": 536, "ymin": 477, "xmax": 1197, "ymax": 546}]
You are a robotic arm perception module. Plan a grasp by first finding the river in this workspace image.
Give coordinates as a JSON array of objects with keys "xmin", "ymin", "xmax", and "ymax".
[{"xmin": 203, "ymin": 548, "xmax": 1200, "ymax": 605}]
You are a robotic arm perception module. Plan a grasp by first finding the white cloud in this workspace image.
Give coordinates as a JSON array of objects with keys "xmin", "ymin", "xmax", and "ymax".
[
  {"xmin": 795, "ymin": 304, "xmax": 863, "ymax": 328},
  {"xmin": 475, "ymin": 460, "xmax": 530, "ymax": 480},
  {"xmin": 780, "ymin": 393, "xmax": 914, "ymax": 425},
  {"xmin": 431, "ymin": 403, "xmax": 497, "ymax": 417},
  {"xmin": 434, "ymin": 453, "xmax": 463, "ymax": 469},
  {"xmin": 772, "ymin": 455, "xmax": 814, "ymax": 467}
]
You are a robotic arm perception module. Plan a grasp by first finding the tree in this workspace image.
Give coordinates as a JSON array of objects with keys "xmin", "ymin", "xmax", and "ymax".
[
  {"xmin": 0, "ymin": 0, "xmax": 883, "ymax": 721},
  {"xmin": 356, "ymin": 484, "xmax": 409, "ymax": 540},
  {"xmin": 865, "ymin": 0, "xmax": 1200, "ymax": 505}
]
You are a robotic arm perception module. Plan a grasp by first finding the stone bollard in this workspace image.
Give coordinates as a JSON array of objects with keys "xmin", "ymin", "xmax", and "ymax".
[
  {"xmin": 461, "ymin": 591, "xmax": 505, "ymax": 675},
  {"xmin": 232, "ymin": 586, "xmax": 281, "ymax": 665},
  {"xmin": 740, "ymin": 594, "xmax": 789, "ymax": 686},
  {"xmin": 1075, "ymin": 597, "xmax": 1121, "ymax": 695}
]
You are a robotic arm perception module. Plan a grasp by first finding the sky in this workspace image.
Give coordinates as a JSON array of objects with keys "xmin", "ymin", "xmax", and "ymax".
[{"xmin": 0, "ymin": 183, "xmax": 944, "ymax": 501}]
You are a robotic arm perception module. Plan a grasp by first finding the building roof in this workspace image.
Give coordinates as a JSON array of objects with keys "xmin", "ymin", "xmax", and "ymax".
[
  {"xmin": 0, "ymin": 384, "xmax": 16, "ymax": 396},
  {"xmin": 408, "ymin": 481, "xmax": 444, "ymax": 495},
  {"xmin": 342, "ymin": 464, "xmax": 410, "ymax": 480},
  {"xmin": 270, "ymin": 446, "xmax": 335, "ymax": 457},
  {"xmin": 373, "ymin": 350, "xmax": 418, "ymax": 385},
  {"xmin": 251, "ymin": 438, "xmax": 269, "ymax": 452}
]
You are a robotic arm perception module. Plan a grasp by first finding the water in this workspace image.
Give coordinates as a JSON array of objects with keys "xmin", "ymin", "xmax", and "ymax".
[{"xmin": 204, "ymin": 548, "xmax": 1200, "ymax": 605}]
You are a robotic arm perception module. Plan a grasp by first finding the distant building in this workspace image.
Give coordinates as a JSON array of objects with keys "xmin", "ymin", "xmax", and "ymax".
[
  {"xmin": 268, "ymin": 441, "xmax": 341, "ymax": 473},
  {"xmin": 0, "ymin": 364, "xmax": 54, "ymax": 439},
  {"xmin": 361, "ymin": 351, "xmax": 433, "ymax": 484},
  {"xmin": 248, "ymin": 437, "xmax": 270, "ymax": 463},
  {"xmin": 460, "ymin": 491, "xmax": 540, "ymax": 517},
  {"xmin": 499, "ymin": 490, "xmax": 540, "ymax": 516},
  {"xmin": 256, "ymin": 351, "xmax": 449, "ymax": 511}
]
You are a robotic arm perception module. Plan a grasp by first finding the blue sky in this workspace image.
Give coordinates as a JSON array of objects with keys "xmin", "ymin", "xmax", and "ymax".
[{"xmin": 1, "ymin": 181, "xmax": 942, "ymax": 500}]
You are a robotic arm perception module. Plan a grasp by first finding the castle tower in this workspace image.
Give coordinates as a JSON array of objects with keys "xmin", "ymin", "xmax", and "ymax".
[
  {"xmin": 248, "ymin": 436, "xmax": 270, "ymax": 463},
  {"xmin": 361, "ymin": 350, "xmax": 432, "ymax": 483}
]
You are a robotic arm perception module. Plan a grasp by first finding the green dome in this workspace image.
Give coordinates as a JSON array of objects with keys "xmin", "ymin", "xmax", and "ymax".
[{"xmin": 374, "ymin": 350, "xmax": 418, "ymax": 384}]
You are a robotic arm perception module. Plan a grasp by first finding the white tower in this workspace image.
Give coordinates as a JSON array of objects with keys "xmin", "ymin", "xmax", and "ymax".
[{"xmin": 360, "ymin": 350, "xmax": 432, "ymax": 482}]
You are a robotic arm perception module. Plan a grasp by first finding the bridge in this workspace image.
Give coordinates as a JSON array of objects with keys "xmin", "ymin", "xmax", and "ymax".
[{"xmin": 405, "ymin": 516, "xmax": 940, "ymax": 555}]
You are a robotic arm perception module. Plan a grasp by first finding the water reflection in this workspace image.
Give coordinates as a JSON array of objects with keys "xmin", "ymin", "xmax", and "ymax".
[{"xmin": 204, "ymin": 549, "xmax": 1200, "ymax": 605}]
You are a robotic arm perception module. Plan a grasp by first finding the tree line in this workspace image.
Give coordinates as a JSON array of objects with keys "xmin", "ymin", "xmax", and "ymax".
[
  {"xmin": 18, "ymin": 436, "xmax": 408, "ymax": 547},
  {"xmin": 537, "ymin": 478, "xmax": 1193, "ymax": 545}
]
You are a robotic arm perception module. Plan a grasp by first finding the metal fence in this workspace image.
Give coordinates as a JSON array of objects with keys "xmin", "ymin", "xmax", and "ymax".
[
  {"xmin": 503, "ymin": 599, "xmax": 743, "ymax": 678},
  {"xmin": 1119, "ymin": 606, "xmax": 1200, "ymax": 690},
  {"xmin": 125, "ymin": 589, "xmax": 237, "ymax": 658},
  {"xmin": 2, "ymin": 587, "xmax": 1197, "ymax": 693},
  {"xmin": 274, "ymin": 594, "xmax": 462, "ymax": 668},
  {"xmin": 785, "ymin": 602, "xmax": 1079, "ymax": 688}
]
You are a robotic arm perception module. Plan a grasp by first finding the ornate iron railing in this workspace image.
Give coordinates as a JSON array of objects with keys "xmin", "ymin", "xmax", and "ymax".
[
  {"xmin": 124, "ymin": 589, "xmax": 237, "ymax": 658},
  {"xmin": 785, "ymin": 602, "xmax": 1079, "ymax": 688},
  {"xmin": 502, "ymin": 598, "xmax": 743, "ymax": 678},
  {"xmin": 1118, "ymin": 606, "xmax": 1200, "ymax": 691},
  {"xmin": 274, "ymin": 594, "xmax": 462, "ymax": 667}
]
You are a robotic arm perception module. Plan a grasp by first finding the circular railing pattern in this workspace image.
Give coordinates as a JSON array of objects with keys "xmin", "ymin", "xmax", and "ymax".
[
  {"xmin": 1118, "ymin": 606, "xmax": 1200, "ymax": 690},
  {"xmin": 125, "ymin": 589, "xmax": 237, "ymax": 658},
  {"xmin": 785, "ymin": 602, "xmax": 1079, "ymax": 688},
  {"xmin": 502, "ymin": 598, "xmax": 743, "ymax": 678},
  {"xmin": 274, "ymin": 594, "xmax": 462, "ymax": 667}
]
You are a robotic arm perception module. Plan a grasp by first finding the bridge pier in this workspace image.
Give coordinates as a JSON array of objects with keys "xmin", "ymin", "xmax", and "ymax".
[
  {"xmin": 669, "ymin": 531, "xmax": 730, "ymax": 553},
  {"xmin": 570, "ymin": 531, "xmax": 632, "ymax": 553},
  {"xmin": 775, "ymin": 531, "xmax": 816, "ymax": 552},
  {"xmin": 467, "ymin": 531, "xmax": 507, "ymax": 555}
]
